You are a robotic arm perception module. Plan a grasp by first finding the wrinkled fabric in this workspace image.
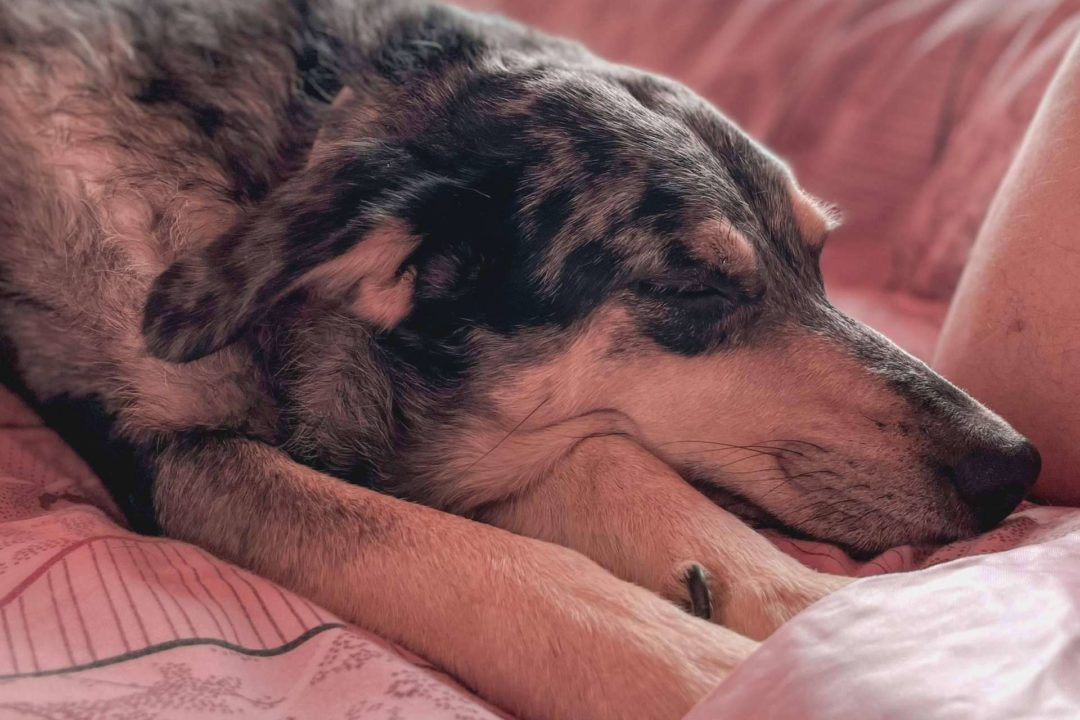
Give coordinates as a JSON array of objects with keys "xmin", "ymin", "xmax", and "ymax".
[{"xmin": 687, "ymin": 533, "xmax": 1080, "ymax": 719}]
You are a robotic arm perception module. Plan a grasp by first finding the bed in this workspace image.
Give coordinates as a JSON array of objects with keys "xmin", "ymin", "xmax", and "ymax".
[{"xmin": 3, "ymin": 1, "xmax": 1080, "ymax": 717}]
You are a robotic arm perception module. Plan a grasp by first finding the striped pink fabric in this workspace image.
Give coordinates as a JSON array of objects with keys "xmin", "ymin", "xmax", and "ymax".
[{"xmin": 1, "ymin": 535, "xmax": 336, "ymax": 673}]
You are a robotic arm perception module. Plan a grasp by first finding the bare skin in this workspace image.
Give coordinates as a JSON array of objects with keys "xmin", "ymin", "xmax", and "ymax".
[{"xmin": 934, "ymin": 36, "xmax": 1080, "ymax": 507}]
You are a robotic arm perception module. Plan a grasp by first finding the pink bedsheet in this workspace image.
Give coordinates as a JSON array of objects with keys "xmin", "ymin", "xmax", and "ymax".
[{"xmin": 689, "ymin": 531, "xmax": 1080, "ymax": 720}]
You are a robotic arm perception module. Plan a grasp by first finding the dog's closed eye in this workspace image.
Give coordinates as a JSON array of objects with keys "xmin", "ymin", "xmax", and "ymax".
[
  {"xmin": 637, "ymin": 271, "xmax": 726, "ymax": 296},
  {"xmin": 635, "ymin": 277, "xmax": 731, "ymax": 302},
  {"xmin": 633, "ymin": 270, "xmax": 761, "ymax": 309}
]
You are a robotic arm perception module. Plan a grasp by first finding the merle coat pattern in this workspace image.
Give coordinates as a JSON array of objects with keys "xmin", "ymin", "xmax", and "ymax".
[{"xmin": 0, "ymin": 2, "xmax": 1040, "ymax": 719}]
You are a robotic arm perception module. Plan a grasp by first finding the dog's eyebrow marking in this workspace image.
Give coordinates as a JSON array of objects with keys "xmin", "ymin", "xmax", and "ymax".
[
  {"xmin": 688, "ymin": 217, "xmax": 757, "ymax": 273},
  {"xmin": 302, "ymin": 218, "xmax": 420, "ymax": 328},
  {"xmin": 790, "ymin": 187, "xmax": 841, "ymax": 248}
]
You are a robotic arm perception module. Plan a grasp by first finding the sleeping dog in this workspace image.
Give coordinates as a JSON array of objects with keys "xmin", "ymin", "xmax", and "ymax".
[{"xmin": 0, "ymin": 1, "xmax": 1040, "ymax": 718}]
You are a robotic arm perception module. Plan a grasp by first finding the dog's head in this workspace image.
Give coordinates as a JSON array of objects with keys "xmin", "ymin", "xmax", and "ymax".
[{"xmin": 142, "ymin": 6, "xmax": 1038, "ymax": 555}]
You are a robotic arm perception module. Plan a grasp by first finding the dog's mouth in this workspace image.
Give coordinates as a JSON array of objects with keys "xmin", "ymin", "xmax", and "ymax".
[
  {"xmin": 686, "ymin": 476, "xmax": 889, "ymax": 561},
  {"xmin": 688, "ymin": 477, "xmax": 816, "ymax": 538}
]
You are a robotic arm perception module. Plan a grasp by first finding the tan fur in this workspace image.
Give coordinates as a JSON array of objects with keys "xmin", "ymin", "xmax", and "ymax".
[
  {"xmin": 485, "ymin": 433, "xmax": 850, "ymax": 639},
  {"xmin": 686, "ymin": 216, "xmax": 758, "ymax": 273},
  {"xmin": 155, "ymin": 435, "xmax": 759, "ymax": 720},
  {"xmin": 122, "ymin": 353, "xmax": 274, "ymax": 437},
  {"xmin": 352, "ymin": 264, "xmax": 417, "ymax": 328},
  {"xmin": 302, "ymin": 219, "xmax": 420, "ymax": 328},
  {"xmin": 789, "ymin": 185, "xmax": 840, "ymax": 247},
  {"xmin": 418, "ymin": 302, "xmax": 984, "ymax": 550}
]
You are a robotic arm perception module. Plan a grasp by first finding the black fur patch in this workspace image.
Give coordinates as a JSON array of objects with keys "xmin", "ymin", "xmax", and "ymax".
[
  {"xmin": 530, "ymin": 184, "xmax": 575, "ymax": 246},
  {"xmin": 554, "ymin": 240, "xmax": 622, "ymax": 320},
  {"xmin": 35, "ymin": 394, "xmax": 162, "ymax": 535},
  {"xmin": 634, "ymin": 178, "xmax": 689, "ymax": 236}
]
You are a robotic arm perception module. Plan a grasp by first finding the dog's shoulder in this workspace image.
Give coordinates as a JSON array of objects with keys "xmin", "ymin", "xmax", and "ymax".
[{"xmin": 0, "ymin": 0, "xmax": 319, "ymax": 435}]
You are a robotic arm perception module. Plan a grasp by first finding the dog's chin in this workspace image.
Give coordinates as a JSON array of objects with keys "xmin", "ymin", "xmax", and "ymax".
[{"xmin": 688, "ymin": 479, "xmax": 965, "ymax": 560}]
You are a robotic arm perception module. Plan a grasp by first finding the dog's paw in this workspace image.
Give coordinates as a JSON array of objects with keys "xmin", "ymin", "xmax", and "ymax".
[
  {"xmin": 720, "ymin": 569, "xmax": 853, "ymax": 640},
  {"xmin": 669, "ymin": 560, "xmax": 853, "ymax": 640}
]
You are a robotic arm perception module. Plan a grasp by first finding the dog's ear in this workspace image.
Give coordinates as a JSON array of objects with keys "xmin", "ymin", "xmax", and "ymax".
[{"xmin": 142, "ymin": 142, "xmax": 437, "ymax": 362}]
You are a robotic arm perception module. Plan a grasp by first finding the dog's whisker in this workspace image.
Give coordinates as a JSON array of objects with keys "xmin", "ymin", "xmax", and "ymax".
[
  {"xmin": 666, "ymin": 442, "xmax": 797, "ymax": 466},
  {"xmin": 752, "ymin": 481, "xmax": 791, "ymax": 505},
  {"xmin": 746, "ymin": 442, "xmax": 808, "ymax": 457},
  {"xmin": 757, "ymin": 439, "xmax": 830, "ymax": 454},
  {"xmin": 660, "ymin": 439, "xmax": 806, "ymax": 456},
  {"xmin": 792, "ymin": 498, "xmax": 864, "ymax": 528},
  {"xmin": 786, "ymin": 469, "xmax": 840, "ymax": 480},
  {"xmin": 462, "ymin": 396, "xmax": 550, "ymax": 473},
  {"xmin": 709, "ymin": 466, "xmax": 786, "ymax": 476},
  {"xmin": 691, "ymin": 448, "xmax": 784, "ymax": 462},
  {"xmin": 552, "ymin": 431, "xmax": 632, "ymax": 442},
  {"xmin": 713, "ymin": 454, "xmax": 780, "ymax": 470}
]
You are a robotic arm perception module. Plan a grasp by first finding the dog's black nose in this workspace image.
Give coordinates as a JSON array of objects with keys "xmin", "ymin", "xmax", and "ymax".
[{"xmin": 950, "ymin": 440, "xmax": 1041, "ymax": 530}]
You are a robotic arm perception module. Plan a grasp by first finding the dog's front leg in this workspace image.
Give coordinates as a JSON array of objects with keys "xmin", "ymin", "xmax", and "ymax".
[
  {"xmin": 152, "ymin": 433, "xmax": 756, "ymax": 720},
  {"xmin": 484, "ymin": 434, "xmax": 852, "ymax": 640}
]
